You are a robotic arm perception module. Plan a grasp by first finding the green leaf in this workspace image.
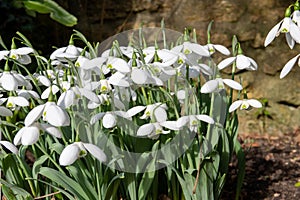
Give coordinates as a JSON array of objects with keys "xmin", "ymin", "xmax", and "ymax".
[
  {"xmin": 234, "ymin": 140, "xmax": 246, "ymax": 200},
  {"xmin": 2, "ymin": 184, "xmax": 17, "ymax": 200},
  {"xmin": 67, "ymin": 165, "xmax": 98, "ymax": 200},
  {"xmin": 23, "ymin": 0, "xmax": 77, "ymax": 27},
  {"xmin": 39, "ymin": 167, "xmax": 91, "ymax": 200},
  {"xmin": 0, "ymin": 179, "xmax": 33, "ymax": 200}
]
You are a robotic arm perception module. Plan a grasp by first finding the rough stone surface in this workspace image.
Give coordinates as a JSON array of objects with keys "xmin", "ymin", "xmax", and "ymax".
[{"xmin": 41, "ymin": 0, "xmax": 300, "ymax": 134}]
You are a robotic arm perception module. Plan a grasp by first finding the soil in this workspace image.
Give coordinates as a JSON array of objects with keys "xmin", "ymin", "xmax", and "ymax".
[{"xmin": 221, "ymin": 128, "xmax": 300, "ymax": 200}]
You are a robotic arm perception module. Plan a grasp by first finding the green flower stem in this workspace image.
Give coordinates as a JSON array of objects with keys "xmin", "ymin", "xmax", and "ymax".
[{"xmin": 35, "ymin": 143, "xmax": 64, "ymax": 173}]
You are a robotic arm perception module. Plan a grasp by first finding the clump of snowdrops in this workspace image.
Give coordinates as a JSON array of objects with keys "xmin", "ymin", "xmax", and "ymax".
[{"xmin": 0, "ymin": 22, "xmax": 261, "ymax": 200}]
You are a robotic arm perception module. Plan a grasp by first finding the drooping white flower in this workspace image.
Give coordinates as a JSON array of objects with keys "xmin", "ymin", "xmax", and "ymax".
[
  {"xmin": 1, "ymin": 96, "xmax": 29, "ymax": 110},
  {"xmin": 264, "ymin": 17, "xmax": 300, "ymax": 49},
  {"xmin": 103, "ymin": 57, "xmax": 131, "ymax": 74},
  {"xmin": 171, "ymin": 42, "xmax": 210, "ymax": 57},
  {"xmin": 59, "ymin": 142, "xmax": 107, "ymax": 166},
  {"xmin": 24, "ymin": 102, "xmax": 70, "ymax": 127},
  {"xmin": 130, "ymin": 68, "xmax": 163, "ymax": 86},
  {"xmin": 137, "ymin": 122, "xmax": 170, "ymax": 139},
  {"xmin": 218, "ymin": 54, "xmax": 258, "ymax": 71},
  {"xmin": 17, "ymin": 89, "xmax": 40, "ymax": 100},
  {"xmin": 204, "ymin": 43, "xmax": 230, "ymax": 56},
  {"xmin": 200, "ymin": 78, "xmax": 243, "ymax": 93},
  {"xmin": 279, "ymin": 54, "xmax": 300, "ymax": 79},
  {"xmin": 90, "ymin": 111, "xmax": 129, "ymax": 129},
  {"xmin": 176, "ymin": 114, "xmax": 214, "ymax": 132},
  {"xmin": 0, "ymin": 71, "xmax": 28, "ymax": 91},
  {"xmin": 229, "ymin": 99, "xmax": 262, "ymax": 112},
  {"xmin": 13, "ymin": 123, "xmax": 62, "ymax": 146},
  {"xmin": 50, "ymin": 44, "xmax": 85, "ymax": 63},
  {"xmin": 127, "ymin": 103, "xmax": 168, "ymax": 122},
  {"xmin": 0, "ymin": 141, "xmax": 18, "ymax": 154},
  {"xmin": 0, "ymin": 47, "xmax": 34, "ymax": 64}
]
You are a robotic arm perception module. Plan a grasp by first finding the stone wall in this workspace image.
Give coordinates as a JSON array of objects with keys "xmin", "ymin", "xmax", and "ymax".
[{"xmin": 53, "ymin": 0, "xmax": 300, "ymax": 135}]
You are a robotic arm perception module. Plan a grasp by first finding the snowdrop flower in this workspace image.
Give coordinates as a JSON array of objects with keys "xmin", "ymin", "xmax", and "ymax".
[
  {"xmin": 0, "ymin": 64, "xmax": 28, "ymax": 91},
  {"xmin": 103, "ymin": 57, "xmax": 131, "ymax": 74},
  {"xmin": 218, "ymin": 54, "xmax": 258, "ymax": 71},
  {"xmin": 113, "ymin": 87, "xmax": 137, "ymax": 103},
  {"xmin": 14, "ymin": 123, "xmax": 62, "ymax": 146},
  {"xmin": 59, "ymin": 142, "xmax": 107, "ymax": 166},
  {"xmin": 0, "ymin": 47, "xmax": 34, "ymax": 65},
  {"xmin": 171, "ymin": 42, "xmax": 210, "ymax": 57},
  {"xmin": 1, "ymin": 95, "xmax": 29, "ymax": 110},
  {"xmin": 137, "ymin": 122, "xmax": 170, "ymax": 139},
  {"xmin": 108, "ymin": 71, "xmax": 131, "ymax": 87},
  {"xmin": 50, "ymin": 43, "xmax": 85, "ymax": 63},
  {"xmin": 99, "ymin": 79, "xmax": 112, "ymax": 93},
  {"xmin": 204, "ymin": 43, "xmax": 230, "ymax": 56},
  {"xmin": 0, "ymin": 141, "xmax": 18, "ymax": 154},
  {"xmin": 130, "ymin": 68, "xmax": 163, "ymax": 86},
  {"xmin": 201, "ymin": 78, "xmax": 243, "ymax": 93},
  {"xmin": 17, "ymin": 88, "xmax": 40, "ymax": 100},
  {"xmin": 264, "ymin": 7, "xmax": 300, "ymax": 49},
  {"xmin": 279, "ymin": 54, "xmax": 300, "ymax": 79},
  {"xmin": 176, "ymin": 114, "xmax": 214, "ymax": 132},
  {"xmin": 41, "ymin": 85, "xmax": 60, "ymax": 99},
  {"xmin": 229, "ymin": 99, "xmax": 262, "ymax": 112},
  {"xmin": 87, "ymin": 94, "xmax": 110, "ymax": 109},
  {"xmin": 90, "ymin": 111, "xmax": 129, "ymax": 129},
  {"xmin": 24, "ymin": 101, "xmax": 70, "ymax": 127},
  {"xmin": 57, "ymin": 87, "xmax": 80, "ymax": 109},
  {"xmin": 127, "ymin": 103, "xmax": 168, "ymax": 122}
]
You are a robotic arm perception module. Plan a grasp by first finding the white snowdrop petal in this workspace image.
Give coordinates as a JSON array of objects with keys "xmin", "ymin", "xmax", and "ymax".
[
  {"xmin": 217, "ymin": 57, "xmax": 236, "ymax": 70},
  {"xmin": 264, "ymin": 22, "xmax": 281, "ymax": 47},
  {"xmin": 12, "ymin": 96, "xmax": 29, "ymax": 107},
  {"xmin": 160, "ymin": 121, "xmax": 180, "ymax": 130},
  {"xmin": 14, "ymin": 127, "xmax": 25, "ymax": 145},
  {"xmin": 103, "ymin": 113, "xmax": 117, "ymax": 128},
  {"xmin": 187, "ymin": 43, "xmax": 210, "ymax": 57},
  {"xmin": 126, "ymin": 106, "xmax": 146, "ymax": 117},
  {"xmin": 248, "ymin": 57, "xmax": 258, "ymax": 70},
  {"xmin": 90, "ymin": 112, "xmax": 105, "ymax": 124},
  {"xmin": 247, "ymin": 99, "xmax": 263, "ymax": 108},
  {"xmin": 113, "ymin": 98, "xmax": 125, "ymax": 110},
  {"xmin": 213, "ymin": 44, "xmax": 230, "ymax": 55},
  {"xmin": 286, "ymin": 33, "xmax": 295, "ymax": 49},
  {"xmin": 46, "ymin": 104, "xmax": 70, "ymax": 127},
  {"xmin": 154, "ymin": 107, "xmax": 168, "ymax": 122},
  {"xmin": 176, "ymin": 116, "xmax": 190, "ymax": 128},
  {"xmin": 199, "ymin": 63, "xmax": 213, "ymax": 75},
  {"xmin": 1, "ymin": 73, "xmax": 18, "ymax": 91},
  {"xmin": 59, "ymin": 144, "xmax": 81, "ymax": 166},
  {"xmin": 79, "ymin": 88, "xmax": 100, "ymax": 104},
  {"xmin": 0, "ymin": 141, "xmax": 18, "ymax": 154},
  {"xmin": 290, "ymin": 22, "xmax": 300, "ymax": 43},
  {"xmin": 280, "ymin": 54, "xmax": 300, "ymax": 79},
  {"xmin": 15, "ymin": 47, "xmax": 34, "ymax": 55},
  {"xmin": 108, "ymin": 72, "xmax": 130, "ymax": 87},
  {"xmin": 0, "ymin": 50, "xmax": 9, "ymax": 60},
  {"xmin": 137, "ymin": 123, "xmax": 154, "ymax": 136},
  {"xmin": 195, "ymin": 114, "xmax": 214, "ymax": 124},
  {"xmin": 131, "ymin": 68, "xmax": 149, "ymax": 84},
  {"xmin": 200, "ymin": 80, "xmax": 218, "ymax": 93},
  {"xmin": 229, "ymin": 100, "xmax": 243, "ymax": 113},
  {"xmin": 222, "ymin": 79, "xmax": 243, "ymax": 90},
  {"xmin": 18, "ymin": 55, "xmax": 32, "ymax": 65},
  {"xmin": 21, "ymin": 126, "xmax": 40, "ymax": 145},
  {"xmin": 236, "ymin": 55, "xmax": 251, "ymax": 69},
  {"xmin": 83, "ymin": 143, "xmax": 107, "ymax": 162},
  {"xmin": 40, "ymin": 123, "xmax": 62, "ymax": 138},
  {"xmin": 24, "ymin": 104, "xmax": 45, "ymax": 126},
  {"xmin": 109, "ymin": 58, "xmax": 131, "ymax": 73},
  {"xmin": 83, "ymin": 57, "xmax": 106, "ymax": 69},
  {"xmin": 0, "ymin": 106, "xmax": 13, "ymax": 116},
  {"xmin": 38, "ymin": 76, "xmax": 51, "ymax": 86}
]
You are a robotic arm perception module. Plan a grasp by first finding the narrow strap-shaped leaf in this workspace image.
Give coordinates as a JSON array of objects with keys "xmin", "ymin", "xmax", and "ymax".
[
  {"xmin": 234, "ymin": 140, "xmax": 245, "ymax": 200},
  {"xmin": 38, "ymin": 167, "xmax": 92, "ymax": 200}
]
